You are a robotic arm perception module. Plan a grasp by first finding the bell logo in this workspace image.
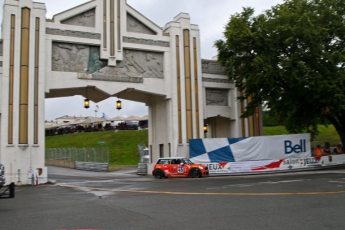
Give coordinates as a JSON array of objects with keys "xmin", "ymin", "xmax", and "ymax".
[{"xmin": 284, "ymin": 139, "xmax": 306, "ymax": 154}]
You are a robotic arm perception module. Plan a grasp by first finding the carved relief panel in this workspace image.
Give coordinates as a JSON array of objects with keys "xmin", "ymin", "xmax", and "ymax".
[
  {"xmin": 202, "ymin": 60, "xmax": 226, "ymax": 75},
  {"xmin": 206, "ymin": 88, "xmax": 229, "ymax": 106},
  {"xmin": 127, "ymin": 13, "xmax": 156, "ymax": 35},
  {"xmin": 52, "ymin": 42, "xmax": 107, "ymax": 73},
  {"xmin": 53, "ymin": 43, "xmax": 164, "ymax": 81},
  {"xmin": 91, "ymin": 49, "xmax": 164, "ymax": 82},
  {"xmin": 121, "ymin": 49, "xmax": 163, "ymax": 78},
  {"xmin": 87, "ymin": 46, "xmax": 108, "ymax": 74},
  {"xmin": 61, "ymin": 8, "xmax": 96, "ymax": 27}
]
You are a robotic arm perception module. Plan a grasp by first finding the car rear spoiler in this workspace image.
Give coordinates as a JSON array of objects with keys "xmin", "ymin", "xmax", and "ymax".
[{"xmin": 0, "ymin": 183, "xmax": 15, "ymax": 199}]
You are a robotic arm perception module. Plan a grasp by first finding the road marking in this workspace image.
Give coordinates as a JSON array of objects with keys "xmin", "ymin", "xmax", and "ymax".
[
  {"xmin": 65, "ymin": 180, "xmax": 117, "ymax": 184},
  {"xmin": 206, "ymin": 187, "xmax": 224, "ymax": 190},
  {"xmin": 210, "ymin": 179, "xmax": 305, "ymax": 189},
  {"xmin": 227, "ymin": 184, "xmax": 255, "ymax": 187},
  {"xmin": 259, "ymin": 181, "xmax": 280, "ymax": 184},
  {"xmin": 329, "ymin": 181, "xmax": 345, "ymax": 183},
  {"xmin": 275, "ymin": 180, "xmax": 304, "ymax": 183},
  {"xmin": 57, "ymin": 184, "xmax": 345, "ymax": 196}
]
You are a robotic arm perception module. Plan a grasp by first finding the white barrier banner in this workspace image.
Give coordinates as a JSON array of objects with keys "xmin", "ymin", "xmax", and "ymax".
[
  {"xmin": 203, "ymin": 155, "xmax": 345, "ymax": 174},
  {"xmin": 190, "ymin": 134, "xmax": 311, "ymax": 163}
]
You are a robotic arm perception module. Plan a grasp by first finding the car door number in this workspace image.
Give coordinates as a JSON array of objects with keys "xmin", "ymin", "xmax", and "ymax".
[{"xmin": 177, "ymin": 166, "xmax": 184, "ymax": 174}]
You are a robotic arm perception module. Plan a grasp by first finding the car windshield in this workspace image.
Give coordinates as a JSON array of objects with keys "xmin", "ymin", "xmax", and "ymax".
[{"xmin": 182, "ymin": 158, "xmax": 193, "ymax": 164}]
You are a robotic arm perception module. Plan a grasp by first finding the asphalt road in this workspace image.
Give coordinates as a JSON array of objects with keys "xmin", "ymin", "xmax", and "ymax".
[{"xmin": 1, "ymin": 166, "xmax": 345, "ymax": 230}]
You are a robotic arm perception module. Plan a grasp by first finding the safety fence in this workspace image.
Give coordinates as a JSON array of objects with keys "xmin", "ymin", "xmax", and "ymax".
[
  {"xmin": 45, "ymin": 147, "xmax": 109, "ymax": 172},
  {"xmin": 137, "ymin": 143, "xmax": 149, "ymax": 175}
]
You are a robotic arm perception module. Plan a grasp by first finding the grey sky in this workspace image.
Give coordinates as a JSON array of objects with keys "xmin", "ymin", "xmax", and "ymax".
[{"xmin": 0, "ymin": 0, "xmax": 284, "ymax": 120}]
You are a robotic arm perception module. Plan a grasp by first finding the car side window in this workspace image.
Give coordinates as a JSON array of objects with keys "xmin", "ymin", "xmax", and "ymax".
[{"xmin": 157, "ymin": 159, "xmax": 169, "ymax": 164}]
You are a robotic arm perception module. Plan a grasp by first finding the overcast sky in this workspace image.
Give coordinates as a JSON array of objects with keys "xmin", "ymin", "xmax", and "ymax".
[{"xmin": 0, "ymin": 0, "xmax": 284, "ymax": 121}]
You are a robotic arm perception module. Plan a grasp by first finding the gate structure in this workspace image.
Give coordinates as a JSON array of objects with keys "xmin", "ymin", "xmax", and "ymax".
[{"xmin": 0, "ymin": 0, "xmax": 262, "ymax": 184}]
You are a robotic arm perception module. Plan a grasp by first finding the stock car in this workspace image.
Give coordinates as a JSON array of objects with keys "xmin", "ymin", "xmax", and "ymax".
[{"xmin": 152, "ymin": 157, "xmax": 209, "ymax": 179}]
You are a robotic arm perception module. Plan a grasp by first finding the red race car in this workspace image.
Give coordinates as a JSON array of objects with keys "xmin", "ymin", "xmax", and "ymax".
[{"xmin": 152, "ymin": 157, "xmax": 209, "ymax": 179}]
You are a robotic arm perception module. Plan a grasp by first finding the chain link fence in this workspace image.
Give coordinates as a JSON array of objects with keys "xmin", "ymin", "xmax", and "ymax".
[{"xmin": 45, "ymin": 147, "xmax": 109, "ymax": 171}]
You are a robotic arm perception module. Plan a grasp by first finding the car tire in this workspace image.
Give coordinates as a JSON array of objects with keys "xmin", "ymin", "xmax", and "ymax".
[
  {"xmin": 153, "ymin": 169, "xmax": 164, "ymax": 179},
  {"xmin": 189, "ymin": 169, "xmax": 201, "ymax": 178}
]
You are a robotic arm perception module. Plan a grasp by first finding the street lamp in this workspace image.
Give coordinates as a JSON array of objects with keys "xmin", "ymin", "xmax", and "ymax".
[
  {"xmin": 203, "ymin": 124, "xmax": 208, "ymax": 138},
  {"xmin": 84, "ymin": 99, "xmax": 90, "ymax": 109},
  {"xmin": 203, "ymin": 124, "xmax": 208, "ymax": 133},
  {"xmin": 116, "ymin": 100, "xmax": 122, "ymax": 110}
]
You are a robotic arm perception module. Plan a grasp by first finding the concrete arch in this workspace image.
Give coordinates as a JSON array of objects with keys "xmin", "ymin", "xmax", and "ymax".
[{"xmin": 0, "ymin": 0, "xmax": 262, "ymax": 184}]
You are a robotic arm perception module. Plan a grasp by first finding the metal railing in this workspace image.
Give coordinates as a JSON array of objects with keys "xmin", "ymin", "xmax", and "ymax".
[
  {"xmin": 137, "ymin": 143, "xmax": 148, "ymax": 175},
  {"xmin": 45, "ymin": 147, "xmax": 109, "ymax": 163},
  {"xmin": 45, "ymin": 147, "xmax": 109, "ymax": 171},
  {"xmin": 138, "ymin": 143, "xmax": 146, "ymax": 163}
]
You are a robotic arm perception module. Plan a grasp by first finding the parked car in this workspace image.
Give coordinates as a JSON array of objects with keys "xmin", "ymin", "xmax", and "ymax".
[
  {"xmin": 0, "ymin": 163, "xmax": 15, "ymax": 199},
  {"xmin": 0, "ymin": 164, "xmax": 5, "ymax": 188},
  {"xmin": 152, "ymin": 157, "xmax": 209, "ymax": 179}
]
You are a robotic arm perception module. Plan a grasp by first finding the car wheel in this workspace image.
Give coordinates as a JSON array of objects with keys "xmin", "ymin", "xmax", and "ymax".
[
  {"xmin": 189, "ymin": 169, "xmax": 201, "ymax": 178},
  {"xmin": 154, "ymin": 169, "xmax": 164, "ymax": 179}
]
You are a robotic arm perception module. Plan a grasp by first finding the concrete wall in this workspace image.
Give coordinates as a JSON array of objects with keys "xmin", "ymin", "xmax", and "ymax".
[{"xmin": 45, "ymin": 159, "xmax": 75, "ymax": 169}]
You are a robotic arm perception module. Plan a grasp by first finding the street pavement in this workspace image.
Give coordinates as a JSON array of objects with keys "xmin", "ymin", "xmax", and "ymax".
[{"xmin": 1, "ymin": 166, "xmax": 345, "ymax": 230}]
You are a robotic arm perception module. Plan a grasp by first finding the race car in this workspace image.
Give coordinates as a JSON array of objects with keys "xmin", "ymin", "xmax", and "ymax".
[{"xmin": 152, "ymin": 157, "xmax": 209, "ymax": 179}]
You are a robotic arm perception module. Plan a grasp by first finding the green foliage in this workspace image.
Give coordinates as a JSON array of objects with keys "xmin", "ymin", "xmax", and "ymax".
[
  {"xmin": 263, "ymin": 126, "xmax": 289, "ymax": 136},
  {"xmin": 45, "ymin": 130, "xmax": 148, "ymax": 166},
  {"xmin": 263, "ymin": 110, "xmax": 280, "ymax": 126},
  {"xmin": 215, "ymin": 0, "xmax": 345, "ymax": 144},
  {"xmin": 264, "ymin": 125, "xmax": 340, "ymax": 146}
]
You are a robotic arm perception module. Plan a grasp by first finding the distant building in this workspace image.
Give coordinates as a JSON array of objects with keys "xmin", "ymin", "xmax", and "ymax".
[{"xmin": 55, "ymin": 115, "xmax": 86, "ymax": 124}]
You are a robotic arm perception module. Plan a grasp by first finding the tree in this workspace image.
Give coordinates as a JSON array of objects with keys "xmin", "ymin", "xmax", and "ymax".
[
  {"xmin": 215, "ymin": 0, "xmax": 345, "ymax": 143},
  {"xmin": 263, "ymin": 111, "xmax": 281, "ymax": 126}
]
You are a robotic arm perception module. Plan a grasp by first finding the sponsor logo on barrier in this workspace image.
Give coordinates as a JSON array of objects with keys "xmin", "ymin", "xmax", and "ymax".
[
  {"xmin": 204, "ymin": 163, "xmax": 230, "ymax": 173},
  {"xmin": 285, "ymin": 139, "xmax": 307, "ymax": 154},
  {"xmin": 283, "ymin": 159, "xmax": 300, "ymax": 165},
  {"xmin": 207, "ymin": 163, "xmax": 223, "ymax": 171},
  {"xmin": 302, "ymin": 157, "xmax": 319, "ymax": 166},
  {"xmin": 282, "ymin": 157, "xmax": 320, "ymax": 168}
]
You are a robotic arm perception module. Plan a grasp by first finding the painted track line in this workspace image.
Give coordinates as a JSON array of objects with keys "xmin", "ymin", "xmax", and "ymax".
[{"xmin": 57, "ymin": 184, "xmax": 345, "ymax": 196}]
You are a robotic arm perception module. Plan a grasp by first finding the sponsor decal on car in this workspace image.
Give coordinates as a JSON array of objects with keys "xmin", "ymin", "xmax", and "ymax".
[{"xmin": 177, "ymin": 166, "xmax": 184, "ymax": 174}]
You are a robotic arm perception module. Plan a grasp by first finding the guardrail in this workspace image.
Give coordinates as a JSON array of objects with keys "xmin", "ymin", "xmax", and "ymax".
[{"xmin": 45, "ymin": 147, "xmax": 109, "ymax": 172}]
